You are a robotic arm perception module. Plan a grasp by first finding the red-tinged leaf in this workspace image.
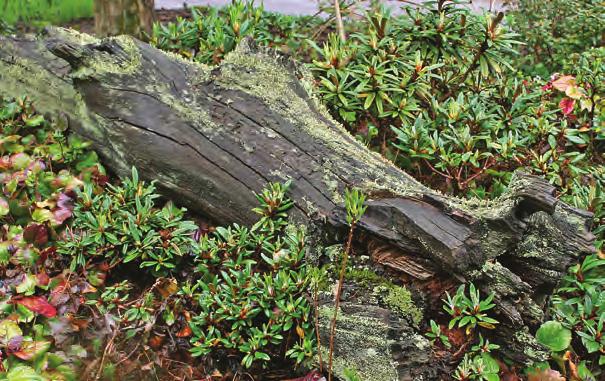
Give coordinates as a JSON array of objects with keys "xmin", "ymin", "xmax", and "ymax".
[
  {"xmin": 559, "ymin": 97, "xmax": 576, "ymax": 115},
  {"xmin": 36, "ymin": 246, "xmax": 56, "ymax": 265},
  {"xmin": 498, "ymin": 360, "xmax": 521, "ymax": 381},
  {"xmin": 36, "ymin": 272, "xmax": 50, "ymax": 287},
  {"xmin": 22, "ymin": 224, "xmax": 48, "ymax": 247},
  {"xmin": 527, "ymin": 368, "xmax": 565, "ymax": 381},
  {"xmin": 148, "ymin": 335, "xmax": 164, "ymax": 350},
  {"xmin": 11, "ymin": 340, "xmax": 51, "ymax": 360},
  {"xmin": 52, "ymin": 208, "xmax": 72, "ymax": 225},
  {"xmin": 49, "ymin": 277, "xmax": 69, "ymax": 306},
  {"xmin": 175, "ymin": 324, "xmax": 192, "ymax": 338},
  {"xmin": 12, "ymin": 296, "xmax": 57, "ymax": 317},
  {"xmin": 7, "ymin": 335, "xmax": 23, "ymax": 352},
  {"xmin": 552, "ymin": 75, "xmax": 575, "ymax": 92}
]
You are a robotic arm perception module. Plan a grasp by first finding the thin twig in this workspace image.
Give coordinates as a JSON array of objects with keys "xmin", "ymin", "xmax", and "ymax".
[
  {"xmin": 95, "ymin": 327, "xmax": 118, "ymax": 380},
  {"xmin": 333, "ymin": 0, "xmax": 346, "ymax": 42},
  {"xmin": 313, "ymin": 276, "xmax": 324, "ymax": 372}
]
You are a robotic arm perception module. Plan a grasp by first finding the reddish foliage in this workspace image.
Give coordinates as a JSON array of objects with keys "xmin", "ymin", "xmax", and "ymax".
[
  {"xmin": 559, "ymin": 97, "xmax": 576, "ymax": 115},
  {"xmin": 23, "ymin": 224, "xmax": 48, "ymax": 247},
  {"xmin": 11, "ymin": 296, "xmax": 57, "ymax": 317}
]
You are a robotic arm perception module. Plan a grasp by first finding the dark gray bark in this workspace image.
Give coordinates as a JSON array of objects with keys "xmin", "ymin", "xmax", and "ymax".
[{"xmin": 0, "ymin": 28, "xmax": 596, "ymax": 369}]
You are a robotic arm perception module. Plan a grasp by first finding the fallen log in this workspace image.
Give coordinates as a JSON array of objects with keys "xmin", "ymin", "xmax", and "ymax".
[{"xmin": 0, "ymin": 28, "xmax": 596, "ymax": 373}]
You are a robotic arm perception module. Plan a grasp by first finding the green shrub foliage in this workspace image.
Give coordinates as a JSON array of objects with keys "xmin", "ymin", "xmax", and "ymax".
[
  {"xmin": 509, "ymin": 0, "xmax": 605, "ymax": 76},
  {"xmin": 58, "ymin": 167, "xmax": 198, "ymax": 275},
  {"xmin": 310, "ymin": 4, "xmax": 605, "ymax": 203},
  {"xmin": 189, "ymin": 182, "xmax": 315, "ymax": 368},
  {"xmin": 150, "ymin": 1, "xmax": 319, "ymax": 64}
]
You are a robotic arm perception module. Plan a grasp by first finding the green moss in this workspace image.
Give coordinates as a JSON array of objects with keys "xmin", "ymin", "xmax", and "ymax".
[
  {"xmin": 345, "ymin": 268, "xmax": 423, "ymax": 326},
  {"xmin": 375, "ymin": 284, "xmax": 423, "ymax": 327},
  {"xmin": 345, "ymin": 268, "xmax": 384, "ymax": 286}
]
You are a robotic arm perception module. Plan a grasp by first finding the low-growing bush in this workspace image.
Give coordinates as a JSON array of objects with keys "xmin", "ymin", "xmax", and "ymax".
[
  {"xmin": 188, "ymin": 182, "xmax": 315, "ymax": 368},
  {"xmin": 310, "ymin": 3, "xmax": 605, "ymax": 204},
  {"xmin": 150, "ymin": 1, "xmax": 320, "ymax": 65},
  {"xmin": 58, "ymin": 167, "xmax": 198, "ymax": 275},
  {"xmin": 0, "ymin": 96, "xmax": 317, "ymax": 378},
  {"xmin": 534, "ymin": 253, "xmax": 605, "ymax": 375},
  {"xmin": 0, "ymin": 96, "xmax": 103, "ymax": 379},
  {"xmin": 509, "ymin": 0, "xmax": 605, "ymax": 76}
]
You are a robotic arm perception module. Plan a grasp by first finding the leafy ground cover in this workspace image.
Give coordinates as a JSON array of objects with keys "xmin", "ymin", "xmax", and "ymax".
[{"xmin": 0, "ymin": 0, "xmax": 604, "ymax": 380}]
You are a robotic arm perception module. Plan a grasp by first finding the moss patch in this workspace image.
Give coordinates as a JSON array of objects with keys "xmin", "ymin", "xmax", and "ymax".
[{"xmin": 345, "ymin": 268, "xmax": 423, "ymax": 326}]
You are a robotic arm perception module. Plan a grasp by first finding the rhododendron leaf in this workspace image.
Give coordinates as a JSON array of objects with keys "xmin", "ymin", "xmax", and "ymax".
[
  {"xmin": 565, "ymin": 85, "xmax": 584, "ymax": 100},
  {"xmin": 12, "ymin": 340, "xmax": 51, "ymax": 360},
  {"xmin": 552, "ymin": 75, "xmax": 575, "ymax": 92},
  {"xmin": 0, "ymin": 197, "xmax": 9, "ymax": 216}
]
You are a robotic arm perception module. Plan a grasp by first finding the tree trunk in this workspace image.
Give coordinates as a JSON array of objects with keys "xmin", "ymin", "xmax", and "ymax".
[
  {"xmin": 0, "ymin": 28, "xmax": 596, "ymax": 372},
  {"xmin": 94, "ymin": 0, "xmax": 154, "ymax": 39}
]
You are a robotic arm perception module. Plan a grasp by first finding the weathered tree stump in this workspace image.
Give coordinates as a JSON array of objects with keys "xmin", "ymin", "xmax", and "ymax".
[
  {"xmin": 0, "ymin": 28, "xmax": 596, "ymax": 375},
  {"xmin": 94, "ymin": 0, "xmax": 154, "ymax": 38}
]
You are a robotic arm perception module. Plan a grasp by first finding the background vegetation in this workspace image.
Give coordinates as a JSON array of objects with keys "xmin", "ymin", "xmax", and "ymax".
[{"xmin": 0, "ymin": 0, "xmax": 93, "ymax": 26}]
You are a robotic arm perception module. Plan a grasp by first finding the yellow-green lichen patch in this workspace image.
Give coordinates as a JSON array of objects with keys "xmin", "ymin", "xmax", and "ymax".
[
  {"xmin": 345, "ymin": 268, "xmax": 423, "ymax": 326},
  {"xmin": 72, "ymin": 35, "xmax": 142, "ymax": 79},
  {"xmin": 318, "ymin": 305, "xmax": 399, "ymax": 381},
  {"xmin": 0, "ymin": 54, "xmax": 98, "ymax": 141},
  {"xmin": 50, "ymin": 26, "xmax": 100, "ymax": 46}
]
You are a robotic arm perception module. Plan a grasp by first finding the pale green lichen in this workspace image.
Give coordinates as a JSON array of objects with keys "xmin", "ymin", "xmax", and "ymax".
[
  {"xmin": 513, "ymin": 329, "xmax": 549, "ymax": 363},
  {"xmin": 72, "ymin": 35, "xmax": 142, "ymax": 78},
  {"xmin": 0, "ymin": 54, "xmax": 98, "ymax": 140},
  {"xmin": 318, "ymin": 306, "xmax": 399, "ymax": 381},
  {"xmin": 217, "ymin": 41, "xmax": 429, "ymax": 202},
  {"xmin": 51, "ymin": 27, "xmax": 99, "ymax": 45}
]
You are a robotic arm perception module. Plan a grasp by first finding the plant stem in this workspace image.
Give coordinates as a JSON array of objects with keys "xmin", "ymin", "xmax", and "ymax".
[
  {"xmin": 313, "ymin": 278, "xmax": 324, "ymax": 372},
  {"xmin": 334, "ymin": 0, "xmax": 346, "ymax": 42},
  {"xmin": 327, "ymin": 221, "xmax": 356, "ymax": 381}
]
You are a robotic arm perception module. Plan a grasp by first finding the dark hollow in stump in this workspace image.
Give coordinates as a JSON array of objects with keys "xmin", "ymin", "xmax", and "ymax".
[{"xmin": 0, "ymin": 27, "xmax": 596, "ymax": 373}]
